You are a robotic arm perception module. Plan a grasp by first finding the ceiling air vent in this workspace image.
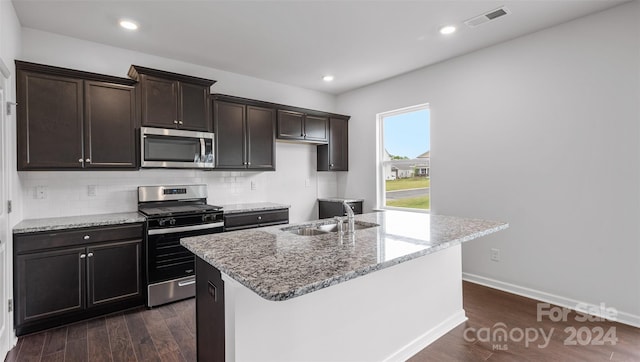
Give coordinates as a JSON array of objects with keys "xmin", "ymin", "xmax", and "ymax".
[{"xmin": 464, "ymin": 7, "xmax": 510, "ymax": 28}]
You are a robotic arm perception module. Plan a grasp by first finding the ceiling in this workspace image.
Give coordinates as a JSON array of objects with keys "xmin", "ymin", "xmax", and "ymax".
[{"xmin": 12, "ymin": 0, "xmax": 628, "ymax": 95}]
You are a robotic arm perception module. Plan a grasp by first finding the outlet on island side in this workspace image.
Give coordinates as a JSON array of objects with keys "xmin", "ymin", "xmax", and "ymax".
[{"xmin": 490, "ymin": 248, "xmax": 500, "ymax": 262}]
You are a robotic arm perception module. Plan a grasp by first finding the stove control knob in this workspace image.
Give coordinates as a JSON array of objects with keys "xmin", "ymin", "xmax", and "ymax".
[
  {"xmin": 158, "ymin": 219, "xmax": 166, "ymax": 226},
  {"xmin": 169, "ymin": 218, "xmax": 176, "ymax": 225}
]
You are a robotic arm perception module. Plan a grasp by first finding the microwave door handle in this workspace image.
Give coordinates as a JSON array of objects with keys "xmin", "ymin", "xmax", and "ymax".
[{"xmin": 200, "ymin": 138, "xmax": 205, "ymax": 163}]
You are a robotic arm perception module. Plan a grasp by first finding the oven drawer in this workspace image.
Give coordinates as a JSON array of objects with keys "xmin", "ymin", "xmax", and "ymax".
[{"xmin": 148, "ymin": 276, "xmax": 196, "ymax": 307}]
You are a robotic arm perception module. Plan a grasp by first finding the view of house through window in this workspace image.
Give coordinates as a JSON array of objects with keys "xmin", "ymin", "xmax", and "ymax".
[{"xmin": 378, "ymin": 104, "xmax": 430, "ymax": 211}]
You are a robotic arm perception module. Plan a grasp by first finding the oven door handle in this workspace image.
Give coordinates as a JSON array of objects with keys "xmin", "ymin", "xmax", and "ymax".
[{"xmin": 148, "ymin": 222, "xmax": 224, "ymax": 235}]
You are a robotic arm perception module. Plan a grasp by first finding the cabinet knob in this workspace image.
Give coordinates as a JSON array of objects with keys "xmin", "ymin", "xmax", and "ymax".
[
  {"xmin": 85, "ymin": 158, "xmax": 91, "ymax": 163},
  {"xmin": 78, "ymin": 158, "xmax": 83, "ymax": 163},
  {"xmin": 178, "ymin": 120, "xmax": 184, "ymax": 125},
  {"xmin": 257, "ymin": 216, "xmax": 262, "ymax": 220},
  {"xmin": 247, "ymin": 162, "xmax": 251, "ymax": 165},
  {"xmin": 83, "ymin": 235, "xmax": 90, "ymax": 240},
  {"xmin": 330, "ymin": 164, "xmax": 334, "ymax": 167},
  {"xmin": 87, "ymin": 252, "xmax": 94, "ymax": 258},
  {"xmin": 173, "ymin": 120, "xmax": 178, "ymax": 124},
  {"xmin": 80, "ymin": 254, "xmax": 86, "ymax": 259}
]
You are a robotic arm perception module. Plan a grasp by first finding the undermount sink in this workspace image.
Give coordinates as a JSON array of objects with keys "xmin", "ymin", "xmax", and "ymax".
[
  {"xmin": 288, "ymin": 228, "xmax": 330, "ymax": 236},
  {"xmin": 316, "ymin": 221, "xmax": 377, "ymax": 233},
  {"xmin": 283, "ymin": 220, "xmax": 379, "ymax": 236}
]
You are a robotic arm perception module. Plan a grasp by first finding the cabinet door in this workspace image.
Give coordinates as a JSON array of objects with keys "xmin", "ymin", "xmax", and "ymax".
[
  {"xmin": 304, "ymin": 115, "xmax": 328, "ymax": 142},
  {"xmin": 17, "ymin": 71, "xmax": 84, "ymax": 170},
  {"xmin": 15, "ymin": 247, "xmax": 86, "ymax": 325},
  {"xmin": 329, "ymin": 117, "xmax": 348, "ymax": 171},
  {"xmin": 140, "ymin": 75, "xmax": 179, "ymax": 128},
  {"xmin": 179, "ymin": 82, "xmax": 211, "ymax": 132},
  {"xmin": 214, "ymin": 101, "xmax": 246, "ymax": 169},
  {"xmin": 87, "ymin": 240, "xmax": 142, "ymax": 307},
  {"xmin": 247, "ymin": 106, "xmax": 275, "ymax": 170},
  {"xmin": 84, "ymin": 81, "xmax": 137, "ymax": 169},
  {"xmin": 277, "ymin": 110, "xmax": 304, "ymax": 139}
]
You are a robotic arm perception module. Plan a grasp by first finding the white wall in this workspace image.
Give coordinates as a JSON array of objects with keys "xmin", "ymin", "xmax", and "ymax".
[
  {"xmin": 336, "ymin": 1, "xmax": 640, "ymax": 324},
  {"xmin": 18, "ymin": 28, "xmax": 340, "ymax": 223}
]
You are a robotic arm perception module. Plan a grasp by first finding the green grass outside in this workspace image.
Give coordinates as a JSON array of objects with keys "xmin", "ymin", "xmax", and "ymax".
[
  {"xmin": 386, "ymin": 195, "xmax": 430, "ymax": 210},
  {"xmin": 385, "ymin": 177, "xmax": 430, "ymax": 191}
]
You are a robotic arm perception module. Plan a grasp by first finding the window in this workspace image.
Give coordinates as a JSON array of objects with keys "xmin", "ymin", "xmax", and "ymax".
[{"xmin": 377, "ymin": 104, "xmax": 430, "ymax": 211}]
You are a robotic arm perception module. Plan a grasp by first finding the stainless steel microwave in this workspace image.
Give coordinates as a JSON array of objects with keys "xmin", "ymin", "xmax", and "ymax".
[{"xmin": 140, "ymin": 127, "xmax": 215, "ymax": 169}]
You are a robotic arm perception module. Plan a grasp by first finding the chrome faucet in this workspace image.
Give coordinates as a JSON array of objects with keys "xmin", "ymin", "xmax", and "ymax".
[{"xmin": 343, "ymin": 201, "xmax": 355, "ymax": 233}]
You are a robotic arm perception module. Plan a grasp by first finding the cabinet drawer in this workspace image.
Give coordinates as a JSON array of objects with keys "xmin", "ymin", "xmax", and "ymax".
[
  {"xmin": 15, "ymin": 224, "xmax": 144, "ymax": 254},
  {"xmin": 224, "ymin": 209, "xmax": 289, "ymax": 231}
]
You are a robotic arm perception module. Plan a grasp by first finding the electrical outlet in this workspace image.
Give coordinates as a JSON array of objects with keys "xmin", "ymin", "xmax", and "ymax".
[
  {"xmin": 88, "ymin": 185, "xmax": 98, "ymax": 197},
  {"xmin": 35, "ymin": 185, "xmax": 47, "ymax": 199},
  {"xmin": 305, "ymin": 178, "xmax": 310, "ymax": 187},
  {"xmin": 490, "ymin": 248, "xmax": 500, "ymax": 262},
  {"xmin": 250, "ymin": 181, "xmax": 257, "ymax": 190}
]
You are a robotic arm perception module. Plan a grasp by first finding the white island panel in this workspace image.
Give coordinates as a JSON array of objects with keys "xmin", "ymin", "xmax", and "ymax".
[{"xmin": 224, "ymin": 244, "xmax": 464, "ymax": 361}]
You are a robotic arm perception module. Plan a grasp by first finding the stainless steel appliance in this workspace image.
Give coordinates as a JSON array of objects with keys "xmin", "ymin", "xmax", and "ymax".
[
  {"xmin": 140, "ymin": 127, "xmax": 215, "ymax": 169},
  {"xmin": 138, "ymin": 184, "xmax": 223, "ymax": 307}
]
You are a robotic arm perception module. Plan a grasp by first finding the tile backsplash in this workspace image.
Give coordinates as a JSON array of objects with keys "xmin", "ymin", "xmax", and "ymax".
[{"xmin": 19, "ymin": 143, "xmax": 339, "ymax": 223}]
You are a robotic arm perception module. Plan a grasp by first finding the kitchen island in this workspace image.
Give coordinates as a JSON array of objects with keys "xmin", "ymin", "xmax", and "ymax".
[{"xmin": 181, "ymin": 210, "xmax": 508, "ymax": 361}]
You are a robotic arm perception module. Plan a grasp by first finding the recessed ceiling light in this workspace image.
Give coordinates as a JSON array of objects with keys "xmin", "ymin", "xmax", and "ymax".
[
  {"xmin": 322, "ymin": 75, "xmax": 334, "ymax": 82},
  {"xmin": 119, "ymin": 20, "xmax": 139, "ymax": 30},
  {"xmin": 439, "ymin": 25, "xmax": 456, "ymax": 35}
]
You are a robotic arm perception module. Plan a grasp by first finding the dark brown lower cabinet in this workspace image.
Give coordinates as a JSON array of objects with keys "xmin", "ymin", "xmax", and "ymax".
[
  {"xmin": 196, "ymin": 257, "xmax": 225, "ymax": 362},
  {"xmin": 13, "ymin": 224, "xmax": 144, "ymax": 336},
  {"xmin": 318, "ymin": 200, "xmax": 363, "ymax": 219}
]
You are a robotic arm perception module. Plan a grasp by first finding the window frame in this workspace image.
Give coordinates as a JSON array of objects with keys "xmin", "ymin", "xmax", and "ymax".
[{"xmin": 375, "ymin": 103, "xmax": 430, "ymax": 213}]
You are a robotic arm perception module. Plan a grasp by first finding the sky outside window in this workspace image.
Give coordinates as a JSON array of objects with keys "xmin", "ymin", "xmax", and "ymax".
[{"xmin": 384, "ymin": 109, "xmax": 430, "ymax": 158}]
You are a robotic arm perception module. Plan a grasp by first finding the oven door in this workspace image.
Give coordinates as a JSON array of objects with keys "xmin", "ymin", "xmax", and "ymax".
[
  {"xmin": 141, "ymin": 127, "xmax": 214, "ymax": 169},
  {"xmin": 146, "ymin": 221, "xmax": 223, "ymax": 307}
]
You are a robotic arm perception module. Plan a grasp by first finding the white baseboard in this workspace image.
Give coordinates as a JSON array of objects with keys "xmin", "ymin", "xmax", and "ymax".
[
  {"xmin": 383, "ymin": 310, "xmax": 467, "ymax": 362},
  {"xmin": 463, "ymin": 273, "xmax": 640, "ymax": 328}
]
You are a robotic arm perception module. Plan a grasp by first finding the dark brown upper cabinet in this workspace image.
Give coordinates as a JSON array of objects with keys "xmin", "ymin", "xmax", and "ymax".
[
  {"xmin": 16, "ymin": 61, "xmax": 138, "ymax": 171},
  {"xmin": 318, "ymin": 116, "xmax": 349, "ymax": 171},
  {"xmin": 128, "ymin": 65, "xmax": 216, "ymax": 132},
  {"xmin": 277, "ymin": 109, "xmax": 328, "ymax": 143},
  {"xmin": 213, "ymin": 95, "xmax": 275, "ymax": 170}
]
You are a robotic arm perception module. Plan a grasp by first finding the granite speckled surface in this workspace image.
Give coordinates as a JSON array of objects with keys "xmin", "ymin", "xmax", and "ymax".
[
  {"xmin": 13, "ymin": 212, "xmax": 146, "ymax": 234},
  {"xmin": 181, "ymin": 210, "xmax": 508, "ymax": 301},
  {"xmin": 221, "ymin": 202, "xmax": 290, "ymax": 214},
  {"xmin": 317, "ymin": 197, "xmax": 364, "ymax": 203}
]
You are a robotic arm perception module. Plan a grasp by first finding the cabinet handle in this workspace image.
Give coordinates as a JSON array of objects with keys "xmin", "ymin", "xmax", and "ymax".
[
  {"xmin": 80, "ymin": 254, "xmax": 86, "ymax": 259},
  {"xmin": 178, "ymin": 120, "xmax": 184, "ymax": 125},
  {"xmin": 330, "ymin": 163, "xmax": 334, "ymax": 167},
  {"xmin": 83, "ymin": 235, "xmax": 90, "ymax": 240},
  {"xmin": 87, "ymin": 252, "xmax": 94, "ymax": 258},
  {"xmin": 78, "ymin": 158, "xmax": 83, "ymax": 163},
  {"xmin": 257, "ymin": 216, "xmax": 262, "ymax": 220},
  {"xmin": 173, "ymin": 120, "xmax": 178, "ymax": 124},
  {"xmin": 85, "ymin": 158, "xmax": 91, "ymax": 163},
  {"xmin": 247, "ymin": 162, "xmax": 251, "ymax": 165}
]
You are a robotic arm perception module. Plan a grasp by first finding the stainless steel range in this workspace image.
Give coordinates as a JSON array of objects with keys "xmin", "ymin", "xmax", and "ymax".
[{"xmin": 138, "ymin": 184, "xmax": 223, "ymax": 307}]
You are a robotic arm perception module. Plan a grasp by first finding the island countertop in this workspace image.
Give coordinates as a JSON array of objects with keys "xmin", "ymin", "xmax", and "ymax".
[{"xmin": 181, "ymin": 211, "xmax": 508, "ymax": 301}]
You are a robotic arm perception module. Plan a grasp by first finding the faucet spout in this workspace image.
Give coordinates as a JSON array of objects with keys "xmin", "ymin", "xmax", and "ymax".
[{"xmin": 343, "ymin": 201, "xmax": 355, "ymax": 233}]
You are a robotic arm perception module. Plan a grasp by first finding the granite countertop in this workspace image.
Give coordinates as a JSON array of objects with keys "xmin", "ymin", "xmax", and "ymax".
[
  {"xmin": 318, "ymin": 197, "xmax": 364, "ymax": 203},
  {"xmin": 220, "ymin": 202, "xmax": 290, "ymax": 214},
  {"xmin": 13, "ymin": 212, "xmax": 146, "ymax": 234},
  {"xmin": 181, "ymin": 211, "xmax": 508, "ymax": 302}
]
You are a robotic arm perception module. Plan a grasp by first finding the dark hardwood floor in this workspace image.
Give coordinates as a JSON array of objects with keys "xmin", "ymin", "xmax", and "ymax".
[{"xmin": 5, "ymin": 282, "xmax": 639, "ymax": 361}]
